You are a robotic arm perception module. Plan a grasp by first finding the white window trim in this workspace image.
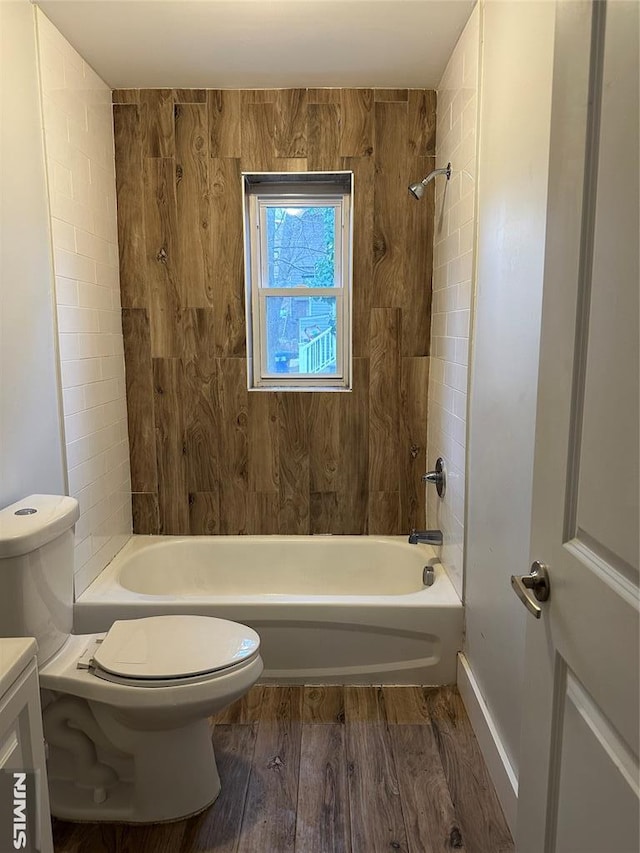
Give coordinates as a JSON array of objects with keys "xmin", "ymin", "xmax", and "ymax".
[{"xmin": 242, "ymin": 173, "xmax": 353, "ymax": 392}]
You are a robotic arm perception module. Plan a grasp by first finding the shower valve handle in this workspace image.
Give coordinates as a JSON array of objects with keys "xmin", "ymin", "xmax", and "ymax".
[{"xmin": 422, "ymin": 457, "xmax": 446, "ymax": 498}]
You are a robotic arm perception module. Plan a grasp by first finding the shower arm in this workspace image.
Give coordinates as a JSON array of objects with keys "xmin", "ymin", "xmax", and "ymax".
[{"xmin": 420, "ymin": 163, "xmax": 452, "ymax": 187}]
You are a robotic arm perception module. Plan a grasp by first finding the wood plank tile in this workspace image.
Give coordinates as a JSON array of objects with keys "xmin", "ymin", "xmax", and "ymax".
[
  {"xmin": 122, "ymin": 308, "xmax": 157, "ymax": 492},
  {"xmin": 153, "ymin": 358, "xmax": 189, "ymax": 534},
  {"xmin": 278, "ymin": 393, "xmax": 311, "ymax": 534},
  {"xmin": 247, "ymin": 491, "xmax": 280, "ymax": 534},
  {"xmin": 173, "ymin": 88, "xmax": 206, "ymax": 103},
  {"xmin": 400, "ymin": 357, "xmax": 429, "ymax": 532},
  {"xmin": 310, "ymin": 491, "xmax": 340, "ymax": 534},
  {"xmin": 295, "ymin": 724, "xmax": 351, "ymax": 853},
  {"xmin": 248, "ymin": 391, "xmax": 279, "ymax": 492},
  {"xmin": 408, "ymin": 89, "xmax": 437, "ymax": 157},
  {"xmin": 307, "ymin": 103, "xmax": 342, "ymax": 171},
  {"xmin": 388, "ymin": 725, "xmax": 466, "ymax": 853},
  {"xmin": 372, "ymin": 102, "xmax": 407, "ymax": 308},
  {"xmin": 143, "ymin": 157, "xmax": 182, "ymax": 358},
  {"xmin": 175, "ymin": 103, "xmax": 211, "ymax": 308},
  {"xmin": 112, "ymin": 88, "xmax": 139, "ymax": 104},
  {"xmin": 382, "ymin": 687, "xmax": 430, "ymax": 725},
  {"xmin": 369, "ymin": 307, "xmax": 401, "ymax": 491},
  {"xmin": 114, "ymin": 104, "xmax": 147, "ymax": 308},
  {"xmin": 217, "ymin": 357, "xmax": 249, "ymax": 534},
  {"xmin": 240, "ymin": 89, "xmax": 278, "ymax": 104},
  {"xmin": 237, "ymin": 687, "xmax": 303, "ymax": 853},
  {"xmin": 188, "ymin": 491, "xmax": 219, "ymax": 534},
  {"xmin": 368, "ymin": 491, "xmax": 401, "ymax": 535},
  {"xmin": 210, "ymin": 685, "xmax": 265, "ymax": 724},
  {"xmin": 309, "ymin": 392, "xmax": 340, "ymax": 492},
  {"xmin": 403, "ymin": 153, "xmax": 433, "ymax": 356},
  {"xmin": 375, "ymin": 88, "xmax": 409, "ymax": 102},
  {"xmin": 340, "ymin": 88, "xmax": 374, "ymax": 157},
  {"xmin": 275, "ymin": 88, "xmax": 308, "ymax": 157},
  {"xmin": 209, "ymin": 158, "xmax": 246, "ymax": 356},
  {"xmin": 182, "ymin": 308, "xmax": 219, "ymax": 491},
  {"xmin": 338, "ymin": 357, "xmax": 369, "ymax": 533},
  {"xmin": 344, "ymin": 686, "xmax": 385, "ymax": 723},
  {"xmin": 140, "ymin": 89, "xmax": 174, "ymax": 157},
  {"xmin": 303, "ymin": 686, "xmax": 345, "ymax": 724},
  {"xmin": 307, "ymin": 88, "xmax": 341, "ymax": 104},
  {"xmin": 426, "ymin": 687, "xmax": 514, "ymax": 853},
  {"xmin": 132, "ymin": 492, "xmax": 159, "ymax": 534},
  {"xmin": 208, "ymin": 90, "xmax": 241, "ymax": 158},
  {"xmin": 241, "ymin": 102, "xmax": 276, "ymax": 171},
  {"xmin": 179, "ymin": 725, "xmax": 257, "ymax": 853},
  {"xmin": 275, "ymin": 157, "xmax": 308, "ymax": 172},
  {"xmin": 344, "ymin": 155, "xmax": 375, "ymax": 358},
  {"xmin": 345, "ymin": 705, "xmax": 408, "ymax": 851}
]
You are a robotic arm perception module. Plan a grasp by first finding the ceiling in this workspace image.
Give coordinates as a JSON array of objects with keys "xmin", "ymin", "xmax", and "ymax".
[{"xmin": 36, "ymin": 0, "xmax": 476, "ymax": 89}]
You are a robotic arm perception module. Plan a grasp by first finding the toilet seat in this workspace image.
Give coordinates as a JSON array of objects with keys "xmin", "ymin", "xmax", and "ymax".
[{"xmin": 90, "ymin": 615, "xmax": 260, "ymax": 687}]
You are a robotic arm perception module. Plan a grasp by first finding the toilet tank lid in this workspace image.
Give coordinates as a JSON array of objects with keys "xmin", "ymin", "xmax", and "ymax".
[{"xmin": 0, "ymin": 495, "xmax": 80, "ymax": 558}]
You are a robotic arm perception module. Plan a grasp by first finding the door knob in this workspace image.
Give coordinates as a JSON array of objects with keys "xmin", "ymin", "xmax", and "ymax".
[{"xmin": 510, "ymin": 561, "xmax": 551, "ymax": 619}]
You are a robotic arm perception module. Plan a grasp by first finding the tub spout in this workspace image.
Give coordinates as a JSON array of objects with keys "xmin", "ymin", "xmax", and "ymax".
[{"xmin": 408, "ymin": 529, "xmax": 443, "ymax": 546}]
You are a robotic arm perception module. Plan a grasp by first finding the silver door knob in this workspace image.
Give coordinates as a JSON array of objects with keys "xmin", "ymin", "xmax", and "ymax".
[{"xmin": 510, "ymin": 561, "xmax": 551, "ymax": 619}]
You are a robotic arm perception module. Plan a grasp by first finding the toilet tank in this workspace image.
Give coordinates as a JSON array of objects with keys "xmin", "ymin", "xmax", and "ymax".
[{"xmin": 0, "ymin": 495, "xmax": 79, "ymax": 665}]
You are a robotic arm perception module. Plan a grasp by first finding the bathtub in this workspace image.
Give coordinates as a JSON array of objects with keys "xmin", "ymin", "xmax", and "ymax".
[{"xmin": 74, "ymin": 536, "xmax": 463, "ymax": 684}]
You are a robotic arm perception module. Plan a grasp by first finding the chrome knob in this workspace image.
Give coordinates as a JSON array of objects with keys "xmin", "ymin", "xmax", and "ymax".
[
  {"xmin": 510, "ymin": 561, "xmax": 551, "ymax": 619},
  {"xmin": 422, "ymin": 457, "xmax": 446, "ymax": 498}
]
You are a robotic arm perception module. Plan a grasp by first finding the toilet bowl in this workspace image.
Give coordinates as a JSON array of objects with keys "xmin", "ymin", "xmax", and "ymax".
[{"xmin": 0, "ymin": 495, "xmax": 263, "ymax": 823}]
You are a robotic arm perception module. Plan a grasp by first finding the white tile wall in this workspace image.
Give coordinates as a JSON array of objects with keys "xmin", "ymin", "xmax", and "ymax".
[
  {"xmin": 36, "ymin": 10, "xmax": 132, "ymax": 596},
  {"xmin": 427, "ymin": 5, "xmax": 480, "ymax": 598}
]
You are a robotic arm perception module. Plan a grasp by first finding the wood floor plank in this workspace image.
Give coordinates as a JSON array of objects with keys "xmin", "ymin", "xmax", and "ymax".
[
  {"xmin": 179, "ymin": 724, "xmax": 257, "ymax": 853},
  {"xmin": 241, "ymin": 102, "xmax": 276, "ymax": 171},
  {"xmin": 131, "ymin": 492, "xmax": 159, "ymax": 535},
  {"xmin": 309, "ymin": 391, "xmax": 340, "ymax": 493},
  {"xmin": 309, "ymin": 491, "xmax": 341, "ymax": 534},
  {"xmin": 426, "ymin": 687, "xmax": 514, "ymax": 853},
  {"xmin": 237, "ymin": 687, "xmax": 303, "ymax": 853},
  {"xmin": 188, "ymin": 491, "xmax": 219, "ymax": 534},
  {"xmin": 303, "ymin": 686, "xmax": 345, "ymax": 724},
  {"xmin": 383, "ymin": 686, "xmax": 431, "ymax": 725},
  {"xmin": 374, "ymin": 88, "xmax": 409, "ymax": 102},
  {"xmin": 389, "ymin": 725, "xmax": 466, "ymax": 853},
  {"xmin": 296, "ymin": 724, "xmax": 351, "ymax": 853},
  {"xmin": 210, "ymin": 686, "xmax": 265, "ymax": 724},
  {"xmin": 246, "ymin": 492, "xmax": 280, "ymax": 534},
  {"xmin": 338, "ymin": 357, "xmax": 370, "ymax": 534},
  {"xmin": 408, "ymin": 89, "xmax": 437, "ymax": 157},
  {"xmin": 247, "ymin": 391, "xmax": 279, "ymax": 493},
  {"xmin": 344, "ymin": 686, "xmax": 385, "ymax": 723},
  {"xmin": 345, "ymin": 718, "xmax": 409, "ymax": 852},
  {"xmin": 368, "ymin": 491, "xmax": 401, "ymax": 535},
  {"xmin": 344, "ymin": 155, "xmax": 375, "ymax": 359},
  {"xmin": 217, "ymin": 357, "xmax": 249, "ymax": 534},
  {"xmin": 278, "ymin": 393, "xmax": 311, "ymax": 534},
  {"xmin": 173, "ymin": 89, "xmax": 207, "ymax": 103},
  {"xmin": 403, "ymin": 153, "xmax": 434, "ymax": 357}
]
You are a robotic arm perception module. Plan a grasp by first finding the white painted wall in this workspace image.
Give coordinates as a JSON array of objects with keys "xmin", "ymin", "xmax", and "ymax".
[
  {"xmin": 465, "ymin": 0, "xmax": 556, "ymax": 781},
  {"xmin": 0, "ymin": 0, "xmax": 66, "ymax": 508},
  {"xmin": 36, "ymin": 10, "xmax": 132, "ymax": 596},
  {"xmin": 427, "ymin": 4, "xmax": 480, "ymax": 598}
]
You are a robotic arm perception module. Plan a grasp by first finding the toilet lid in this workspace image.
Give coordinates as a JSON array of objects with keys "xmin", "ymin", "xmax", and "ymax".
[{"xmin": 92, "ymin": 615, "xmax": 260, "ymax": 680}]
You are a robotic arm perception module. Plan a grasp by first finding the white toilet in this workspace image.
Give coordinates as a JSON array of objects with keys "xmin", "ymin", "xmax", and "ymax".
[{"xmin": 0, "ymin": 495, "xmax": 263, "ymax": 824}]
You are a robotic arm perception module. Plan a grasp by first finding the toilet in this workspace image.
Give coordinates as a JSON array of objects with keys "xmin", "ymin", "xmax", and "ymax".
[{"xmin": 0, "ymin": 495, "xmax": 263, "ymax": 824}]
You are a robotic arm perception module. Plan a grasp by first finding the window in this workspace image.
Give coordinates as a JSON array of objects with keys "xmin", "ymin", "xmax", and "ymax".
[{"xmin": 242, "ymin": 172, "xmax": 353, "ymax": 390}]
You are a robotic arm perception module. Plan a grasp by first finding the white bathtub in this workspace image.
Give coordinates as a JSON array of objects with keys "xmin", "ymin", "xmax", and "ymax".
[{"xmin": 74, "ymin": 536, "xmax": 463, "ymax": 684}]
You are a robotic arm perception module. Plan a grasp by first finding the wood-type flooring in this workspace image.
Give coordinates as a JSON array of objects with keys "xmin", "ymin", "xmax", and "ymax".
[{"xmin": 53, "ymin": 685, "xmax": 514, "ymax": 853}]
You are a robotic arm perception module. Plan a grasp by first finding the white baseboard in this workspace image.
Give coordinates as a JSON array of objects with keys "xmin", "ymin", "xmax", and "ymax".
[{"xmin": 456, "ymin": 652, "xmax": 518, "ymax": 835}]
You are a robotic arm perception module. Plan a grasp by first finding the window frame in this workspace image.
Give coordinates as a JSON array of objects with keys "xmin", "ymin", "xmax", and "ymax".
[{"xmin": 242, "ymin": 173, "xmax": 354, "ymax": 392}]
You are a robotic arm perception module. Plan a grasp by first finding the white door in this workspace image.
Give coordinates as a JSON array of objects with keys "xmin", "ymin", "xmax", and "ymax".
[{"xmin": 514, "ymin": 2, "xmax": 639, "ymax": 851}]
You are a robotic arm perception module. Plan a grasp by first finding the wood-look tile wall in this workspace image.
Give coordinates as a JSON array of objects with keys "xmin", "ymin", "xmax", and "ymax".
[{"xmin": 113, "ymin": 88, "xmax": 436, "ymax": 535}]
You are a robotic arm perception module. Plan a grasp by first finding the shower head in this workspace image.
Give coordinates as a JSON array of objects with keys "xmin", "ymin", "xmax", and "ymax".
[{"xmin": 408, "ymin": 162, "xmax": 452, "ymax": 200}]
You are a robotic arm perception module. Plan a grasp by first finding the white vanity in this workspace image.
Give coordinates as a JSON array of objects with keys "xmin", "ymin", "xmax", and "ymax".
[{"xmin": 0, "ymin": 638, "xmax": 53, "ymax": 853}]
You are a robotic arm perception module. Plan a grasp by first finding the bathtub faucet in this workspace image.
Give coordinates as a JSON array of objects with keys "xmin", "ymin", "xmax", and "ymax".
[{"xmin": 408, "ymin": 529, "xmax": 443, "ymax": 546}]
